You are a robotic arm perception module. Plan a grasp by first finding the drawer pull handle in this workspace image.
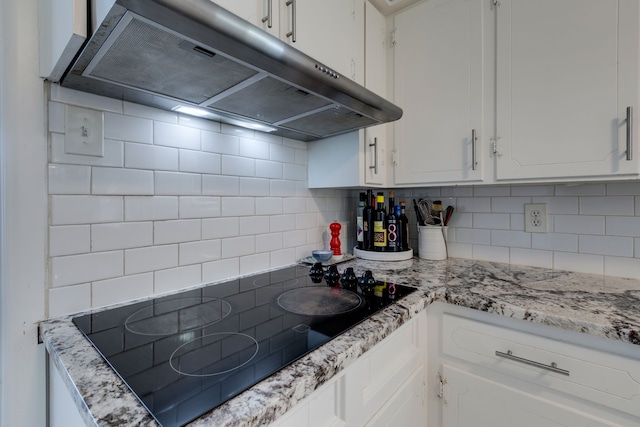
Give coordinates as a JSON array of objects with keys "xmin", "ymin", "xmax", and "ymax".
[{"xmin": 495, "ymin": 350, "xmax": 570, "ymax": 376}]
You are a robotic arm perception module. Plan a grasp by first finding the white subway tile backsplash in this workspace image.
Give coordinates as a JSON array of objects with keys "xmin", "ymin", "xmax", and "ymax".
[
  {"xmin": 510, "ymin": 213, "xmax": 525, "ymax": 231},
  {"xmin": 202, "ymin": 175, "xmax": 240, "ymax": 196},
  {"xmin": 283, "ymin": 230, "xmax": 306, "ymax": 248},
  {"xmin": 125, "ymin": 143, "xmax": 179, "ymax": 171},
  {"xmin": 155, "ymin": 171, "xmax": 201, "ymax": 195},
  {"xmin": 154, "ymin": 121, "xmax": 201, "ymax": 150},
  {"xmin": 91, "ymin": 222, "xmax": 152, "ymax": 252},
  {"xmin": 104, "ymin": 112, "xmax": 153, "ymax": 144},
  {"xmin": 473, "ymin": 186, "xmax": 510, "ymax": 197},
  {"xmin": 446, "ymin": 242, "xmax": 473, "ymax": 259},
  {"xmin": 50, "ymin": 225, "xmax": 90, "ymax": 256},
  {"xmin": 270, "ymin": 215, "xmax": 296, "ymax": 232},
  {"xmin": 239, "ymin": 138, "xmax": 270, "ymax": 160},
  {"xmin": 48, "ymin": 284, "xmax": 91, "ymax": 318},
  {"xmin": 554, "ymin": 252, "xmax": 604, "ymax": 275},
  {"xmin": 179, "ymin": 240, "xmax": 221, "ymax": 265},
  {"xmin": 578, "ymin": 235, "xmax": 634, "ymax": 257},
  {"xmin": 455, "ymin": 228, "xmax": 491, "ymax": 245},
  {"xmin": 456, "ymin": 197, "xmax": 491, "ymax": 213},
  {"xmin": 294, "ymin": 148, "xmax": 308, "ymax": 166},
  {"xmin": 269, "ymin": 248, "xmax": 296, "ymax": 268},
  {"xmin": 270, "ymin": 144, "xmax": 295, "ymax": 163},
  {"xmin": 179, "ymin": 196, "xmax": 221, "ymax": 219},
  {"xmin": 49, "ymin": 164, "xmax": 91, "ymax": 194},
  {"xmin": 580, "ymin": 196, "xmax": 634, "ymax": 216},
  {"xmin": 221, "ymin": 236, "xmax": 255, "ymax": 258},
  {"xmin": 51, "ymin": 250, "xmax": 123, "ymax": 287},
  {"xmin": 154, "ymin": 219, "xmax": 201, "ymax": 245},
  {"xmin": 606, "ymin": 182, "xmax": 640, "ymax": 196},
  {"xmin": 51, "ymin": 195, "xmax": 123, "ymax": 225},
  {"xmin": 283, "ymin": 163, "xmax": 307, "ymax": 181},
  {"xmin": 555, "ymin": 183, "xmax": 605, "ymax": 196},
  {"xmin": 202, "ymin": 258, "xmax": 239, "ymax": 283},
  {"xmin": 510, "ymin": 248, "xmax": 553, "ymax": 268},
  {"xmin": 221, "ymin": 123, "xmax": 255, "ymax": 139},
  {"xmin": 256, "ymin": 233, "xmax": 283, "ymax": 253},
  {"xmin": 256, "ymin": 198, "xmax": 283, "ymax": 215},
  {"xmin": 125, "ymin": 245, "xmax": 178, "ymax": 275},
  {"xmin": 473, "ymin": 245, "xmax": 510, "ymax": 263},
  {"xmin": 239, "ymin": 178, "xmax": 270, "ymax": 196},
  {"xmin": 179, "ymin": 150, "xmax": 221, "ymax": 174},
  {"xmin": 177, "ymin": 114, "xmax": 221, "ymax": 132},
  {"xmin": 222, "ymin": 155, "xmax": 255, "ymax": 177},
  {"xmin": 604, "ymin": 257, "xmax": 640, "ymax": 280},
  {"xmin": 51, "ymin": 134, "xmax": 124, "ymax": 167},
  {"xmin": 48, "ymin": 102, "xmax": 65, "ymax": 133},
  {"xmin": 283, "ymin": 198, "xmax": 307, "ymax": 214},
  {"xmin": 605, "ymin": 216, "xmax": 640, "ymax": 237},
  {"xmin": 491, "ymin": 197, "xmax": 531, "ymax": 213},
  {"xmin": 283, "ymin": 137, "xmax": 306, "ymax": 150},
  {"xmin": 239, "ymin": 216, "xmax": 269, "ymax": 236},
  {"xmin": 255, "ymin": 160, "xmax": 283, "ymax": 179},
  {"xmin": 125, "ymin": 196, "xmax": 178, "ymax": 221},
  {"xmin": 92, "ymin": 273, "xmax": 154, "ymax": 308},
  {"xmin": 202, "ymin": 217, "xmax": 239, "ymax": 239},
  {"xmin": 154, "ymin": 265, "xmax": 202, "ymax": 294},
  {"xmin": 50, "ymin": 85, "xmax": 123, "ymax": 113},
  {"xmin": 296, "ymin": 213, "xmax": 317, "ymax": 230},
  {"xmin": 554, "ymin": 214, "xmax": 605, "ymax": 235},
  {"xmin": 532, "ymin": 233, "xmax": 578, "ymax": 253},
  {"xmin": 491, "ymin": 230, "xmax": 531, "ymax": 248},
  {"xmin": 448, "ymin": 212, "xmax": 472, "ymax": 228},
  {"xmin": 240, "ymin": 253, "xmax": 270, "ymax": 275},
  {"xmin": 124, "ymin": 101, "xmax": 177, "ymax": 123},
  {"xmin": 222, "ymin": 197, "xmax": 255, "ymax": 216},
  {"xmin": 510, "ymin": 185, "xmax": 554, "ymax": 196},
  {"xmin": 473, "ymin": 213, "xmax": 510, "ymax": 230},
  {"xmin": 270, "ymin": 180, "xmax": 296, "ymax": 197},
  {"xmin": 440, "ymin": 187, "xmax": 473, "ymax": 197},
  {"xmin": 201, "ymin": 131, "xmax": 239, "ymax": 155},
  {"xmin": 92, "ymin": 167, "xmax": 154, "ymax": 195}
]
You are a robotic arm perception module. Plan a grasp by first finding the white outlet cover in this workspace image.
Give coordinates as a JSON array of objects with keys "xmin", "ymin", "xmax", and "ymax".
[
  {"xmin": 524, "ymin": 203, "xmax": 548, "ymax": 233},
  {"xmin": 65, "ymin": 105, "xmax": 104, "ymax": 157}
]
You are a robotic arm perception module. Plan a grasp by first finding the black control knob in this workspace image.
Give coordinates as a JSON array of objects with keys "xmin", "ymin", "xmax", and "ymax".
[
  {"xmin": 324, "ymin": 264, "xmax": 340, "ymax": 286},
  {"xmin": 358, "ymin": 270, "xmax": 376, "ymax": 295},
  {"xmin": 341, "ymin": 267, "xmax": 357, "ymax": 291},
  {"xmin": 309, "ymin": 263, "xmax": 324, "ymax": 283}
]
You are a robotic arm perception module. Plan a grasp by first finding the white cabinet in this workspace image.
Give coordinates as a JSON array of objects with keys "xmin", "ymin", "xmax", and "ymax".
[
  {"xmin": 307, "ymin": 1, "xmax": 389, "ymax": 188},
  {"xmin": 281, "ymin": 0, "xmax": 365, "ymax": 84},
  {"xmin": 426, "ymin": 302, "xmax": 640, "ymax": 427},
  {"xmin": 270, "ymin": 311, "xmax": 427, "ymax": 426},
  {"xmin": 392, "ymin": 0, "xmax": 484, "ymax": 186},
  {"xmin": 213, "ymin": 0, "xmax": 280, "ymax": 37},
  {"xmin": 495, "ymin": 0, "xmax": 640, "ymax": 181}
]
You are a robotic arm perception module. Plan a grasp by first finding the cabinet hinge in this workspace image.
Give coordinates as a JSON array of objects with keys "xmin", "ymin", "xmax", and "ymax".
[
  {"xmin": 437, "ymin": 371, "xmax": 449, "ymax": 405},
  {"xmin": 390, "ymin": 30, "xmax": 397, "ymax": 47},
  {"xmin": 490, "ymin": 137, "xmax": 502, "ymax": 158},
  {"xmin": 491, "ymin": 0, "xmax": 501, "ymax": 10}
]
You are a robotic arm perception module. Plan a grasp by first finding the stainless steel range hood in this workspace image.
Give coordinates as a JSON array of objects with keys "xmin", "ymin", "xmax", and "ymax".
[{"xmin": 58, "ymin": 0, "xmax": 402, "ymax": 141}]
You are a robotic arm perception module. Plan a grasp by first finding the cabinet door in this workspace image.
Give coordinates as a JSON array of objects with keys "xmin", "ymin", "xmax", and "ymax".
[
  {"xmin": 281, "ymin": 0, "xmax": 365, "ymax": 84},
  {"xmin": 393, "ymin": 0, "xmax": 483, "ymax": 185},
  {"xmin": 440, "ymin": 364, "xmax": 624, "ymax": 427},
  {"xmin": 213, "ymin": 0, "xmax": 279, "ymax": 36},
  {"xmin": 495, "ymin": 0, "xmax": 640, "ymax": 180}
]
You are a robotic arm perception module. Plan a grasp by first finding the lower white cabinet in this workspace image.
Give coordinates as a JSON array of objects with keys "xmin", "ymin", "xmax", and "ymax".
[
  {"xmin": 271, "ymin": 311, "xmax": 427, "ymax": 426},
  {"xmin": 426, "ymin": 302, "xmax": 640, "ymax": 427}
]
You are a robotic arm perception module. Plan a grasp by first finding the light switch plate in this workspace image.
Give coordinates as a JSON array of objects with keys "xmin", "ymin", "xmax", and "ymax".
[
  {"xmin": 65, "ymin": 105, "xmax": 104, "ymax": 156},
  {"xmin": 524, "ymin": 203, "xmax": 548, "ymax": 233}
]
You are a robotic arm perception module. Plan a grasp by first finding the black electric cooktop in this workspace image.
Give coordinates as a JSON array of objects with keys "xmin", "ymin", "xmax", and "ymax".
[{"xmin": 73, "ymin": 264, "xmax": 416, "ymax": 427}]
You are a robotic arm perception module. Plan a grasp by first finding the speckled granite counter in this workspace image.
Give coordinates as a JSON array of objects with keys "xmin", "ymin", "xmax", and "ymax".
[{"xmin": 40, "ymin": 258, "xmax": 640, "ymax": 427}]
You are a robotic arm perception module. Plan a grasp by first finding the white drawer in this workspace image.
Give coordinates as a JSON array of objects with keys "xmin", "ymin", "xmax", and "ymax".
[{"xmin": 442, "ymin": 313, "xmax": 640, "ymax": 418}]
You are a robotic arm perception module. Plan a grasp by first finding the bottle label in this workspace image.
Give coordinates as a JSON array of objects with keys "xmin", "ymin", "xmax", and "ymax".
[
  {"xmin": 373, "ymin": 221, "xmax": 386, "ymax": 247},
  {"xmin": 357, "ymin": 216, "xmax": 364, "ymax": 243},
  {"xmin": 387, "ymin": 219, "xmax": 398, "ymax": 248}
]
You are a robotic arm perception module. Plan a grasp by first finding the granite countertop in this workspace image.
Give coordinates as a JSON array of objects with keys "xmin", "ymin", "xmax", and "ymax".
[{"xmin": 40, "ymin": 258, "xmax": 640, "ymax": 427}]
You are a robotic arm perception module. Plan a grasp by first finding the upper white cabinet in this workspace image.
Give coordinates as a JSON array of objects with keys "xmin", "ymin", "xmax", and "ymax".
[
  {"xmin": 281, "ymin": 0, "xmax": 365, "ymax": 84},
  {"xmin": 308, "ymin": 1, "xmax": 389, "ymax": 188},
  {"xmin": 392, "ymin": 0, "xmax": 484, "ymax": 185},
  {"xmin": 213, "ymin": 0, "xmax": 280, "ymax": 37},
  {"xmin": 495, "ymin": 0, "xmax": 640, "ymax": 181}
]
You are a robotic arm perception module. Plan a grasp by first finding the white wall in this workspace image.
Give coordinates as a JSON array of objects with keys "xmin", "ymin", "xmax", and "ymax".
[
  {"xmin": 0, "ymin": 0, "xmax": 47, "ymax": 425},
  {"xmin": 46, "ymin": 86, "xmax": 353, "ymax": 317}
]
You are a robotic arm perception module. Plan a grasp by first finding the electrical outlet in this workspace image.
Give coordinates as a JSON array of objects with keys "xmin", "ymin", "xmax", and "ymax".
[{"xmin": 524, "ymin": 203, "xmax": 548, "ymax": 233}]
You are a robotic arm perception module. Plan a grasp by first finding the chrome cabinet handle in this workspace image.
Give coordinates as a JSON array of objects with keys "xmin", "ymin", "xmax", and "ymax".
[
  {"xmin": 369, "ymin": 137, "xmax": 378, "ymax": 174},
  {"xmin": 627, "ymin": 106, "xmax": 633, "ymax": 161},
  {"xmin": 496, "ymin": 350, "xmax": 570, "ymax": 376},
  {"xmin": 286, "ymin": 0, "xmax": 296, "ymax": 42},
  {"xmin": 261, "ymin": 0, "xmax": 272, "ymax": 28},
  {"xmin": 471, "ymin": 129, "xmax": 477, "ymax": 170}
]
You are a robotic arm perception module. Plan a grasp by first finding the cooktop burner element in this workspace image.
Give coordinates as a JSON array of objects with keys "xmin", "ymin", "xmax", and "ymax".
[
  {"xmin": 125, "ymin": 297, "xmax": 232, "ymax": 335},
  {"xmin": 72, "ymin": 264, "xmax": 416, "ymax": 427},
  {"xmin": 277, "ymin": 286, "xmax": 362, "ymax": 316}
]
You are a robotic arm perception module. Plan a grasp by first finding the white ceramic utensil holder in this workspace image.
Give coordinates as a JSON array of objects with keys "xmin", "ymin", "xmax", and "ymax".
[{"xmin": 418, "ymin": 225, "xmax": 448, "ymax": 260}]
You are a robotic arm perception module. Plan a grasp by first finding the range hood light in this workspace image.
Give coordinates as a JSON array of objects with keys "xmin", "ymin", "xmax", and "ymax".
[
  {"xmin": 172, "ymin": 105, "xmax": 217, "ymax": 119},
  {"xmin": 173, "ymin": 105, "xmax": 278, "ymax": 133}
]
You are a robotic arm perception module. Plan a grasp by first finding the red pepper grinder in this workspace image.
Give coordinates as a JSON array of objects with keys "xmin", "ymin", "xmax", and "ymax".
[{"xmin": 330, "ymin": 221, "xmax": 342, "ymax": 256}]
